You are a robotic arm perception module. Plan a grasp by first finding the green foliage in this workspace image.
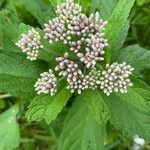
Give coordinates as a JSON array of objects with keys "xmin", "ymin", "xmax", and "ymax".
[
  {"xmin": 0, "ymin": 74, "xmax": 36, "ymax": 99},
  {"xmin": 26, "ymin": 84, "xmax": 72, "ymax": 124},
  {"xmin": 0, "ymin": 0, "xmax": 150, "ymax": 149},
  {"xmin": 105, "ymin": 0, "xmax": 135, "ymax": 63},
  {"xmin": 0, "ymin": 50, "xmax": 48, "ymax": 78},
  {"xmin": 0, "ymin": 10, "xmax": 20, "ymax": 53},
  {"xmin": 128, "ymin": 1, "xmax": 150, "ymax": 48},
  {"xmin": 131, "ymin": 77, "xmax": 150, "ymax": 101},
  {"xmin": 110, "ymin": 22, "xmax": 130, "ymax": 60},
  {"xmin": 0, "ymin": 105, "xmax": 20, "ymax": 150},
  {"xmin": 82, "ymin": 89, "xmax": 110, "ymax": 125},
  {"xmin": 58, "ymin": 96, "xmax": 106, "ymax": 150},
  {"xmin": 90, "ymin": 0, "xmax": 130, "ymax": 61},
  {"xmin": 21, "ymin": 0, "xmax": 55, "ymax": 26},
  {"xmin": 103, "ymin": 79, "xmax": 150, "ymax": 140},
  {"xmin": 49, "ymin": 0, "xmax": 64, "ymax": 7},
  {"xmin": 0, "ymin": 50, "xmax": 48, "ymax": 98},
  {"xmin": 117, "ymin": 45, "xmax": 150, "ymax": 74},
  {"xmin": 18, "ymin": 23, "xmax": 77, "ymax": 62},
  {"xmin": 90, "ymin": 0, "xmax": 117, "ymax": 20},
  {"xmin": 76, "ymin": 0, "xmax": 91, "ymax": 14}
]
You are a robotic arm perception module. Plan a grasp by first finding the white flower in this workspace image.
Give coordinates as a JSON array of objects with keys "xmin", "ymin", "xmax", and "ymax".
[
  {"xmin": 55, "ymin": 53, "xmax": 102, "ymax": 94},
  {"xmin": 131, "ymin": 135, "xmax": 145, "ymax": 150},
  {"xmin": 100, "ymin": 62, "xmax": 134, "ymax": 96},
  {"xmin": 15, "ymin": 28, "xmax": 43, "ymax": 61},
  {"xmin": 78, "ymin": 32, "xmax": 108, "ymax": 68},
  {"xmin": 34, "ymin": 69, "xmax": 58, "ymax": 96},
  {"xmin": 44, "ymin": 17, "xmax": 66, "ymax": 43},
  {"xmin": 56, "ymin": 0, "xmax": 82, "ymax": 24}
]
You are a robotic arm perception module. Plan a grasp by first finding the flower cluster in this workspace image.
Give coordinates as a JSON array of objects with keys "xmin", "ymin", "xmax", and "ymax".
[
  {"xmin": 16, "ymin": 0, "xmax": 134, "ymax": 96},
  {"xmin": 55, "ymin": 0, "xmax": 82, "ymax": 24},
  {"xmin": 44, "ymin": 0, "xmax": 108, "ymax": 68},
  {"xmin": 55, "ymin": 53, "xmax": 102, "ymax": 94},
  {"xmin": 34, "ymin": 69, "xmax": 58, "ymax": 96},
  {"xmin": 83, "ymin": 67, "xmax": 101, "ymax": 90},
  {"xmin": 44, "ymin": 17, "xmax": 66, "ymax": 44},
  {"xmin": 78, "ymin": 33, "xmax": 108, "ymax": 68},
  {"xmin": 15, "ymin": 28, "xmax": 43, "ymax": 61},
  {"xmin": 55, "ymin": 53, "xmax": 83, "ymax": 94},
  {"xmin": 100, "ymin": 62, "xmax": 134, "ymax": 96}
]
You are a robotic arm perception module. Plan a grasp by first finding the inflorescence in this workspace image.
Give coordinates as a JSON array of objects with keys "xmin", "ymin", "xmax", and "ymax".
[
  {"xmin": 34, "ymin": 69, "xmax": 58, "ymax": 96},
  {"xmin": 15, "ymin": 28, "xmax": 43, "ymax": 61},
  {"xmin": 16, "ymin": 0, "xmax": 134, "ymax": 96},
  {"xmin": 100, "ymin": 62, "xmax": 134, "ymax": 96}
]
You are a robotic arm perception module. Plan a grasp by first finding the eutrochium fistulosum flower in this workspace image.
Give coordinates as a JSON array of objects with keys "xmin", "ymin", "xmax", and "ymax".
[{"xmin": 16, "ymin": 0, "xmax": 134, "ymax": 96}]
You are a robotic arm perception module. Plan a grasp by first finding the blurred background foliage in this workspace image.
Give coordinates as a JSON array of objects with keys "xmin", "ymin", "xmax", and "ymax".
[{"xmin": 0, "ymin": 0, "xmax": 150, "ymax": 149}]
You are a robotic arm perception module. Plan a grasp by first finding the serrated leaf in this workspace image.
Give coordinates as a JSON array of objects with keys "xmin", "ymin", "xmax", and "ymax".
[
  {"xmin": 82, "ymin": 89, "xmax": 110, "ymax": 125},
  {"xmin": 131, "ymin": 77, "xmax": 150, "ymax": 101},
  {"xmin": 105, "ymin": 0, "xmax": 135, "ymax": 63},
  {"xmin": 111, "ymin": 21, "xmax": 130, "ymax": 60},
  {"xmin": 90, "ymin": 0, "xmax": 130, "ymax": 62},
  {"xmin": 114, "ymin": 88, "xmax": 150, "ymax": 113},
  {"xmin": 0, "ymin": 50, "xmax": 48, "ymax": 78},
  {"xmin": 26, "ymin": 84, "xmax": 72, "ymax": 124},
  {"xmin": 0, "ymin": 74, "xmax": 36, "ymax": 99},
  {"xmin": 76, "ymin": 0, "xmax": 91, "ymax": 14},
  {"xmin": 49, "ymin": 0, "xmax": 64, "ymax": 7},
  {"xmin": 21, "ymin": 0, "xmax": 55, "ymax": 26},
  {"xmin": 103, "ymin": 80, "xmax": 150, "ymax": 140},
  {"xmin": 0, "ymin": 10, "xmax": 20, "ymax": 53},
  {"xmin": 36, "ymin": 9, "xmax": 56, "ymax": 26},
  {"xmin": 90, "ymin": 0, "xmax": 117, "ymax": 20},
  {"xmin": 58, "ymin": 96, "xmax": 106, "ymax": 150},
  {"xmin": 0, "ymin": 105, "xmax": 20, "ymax": 150},
  {"xmin": 117, "ymin": 45, "xmax": 150, "ymax": 74},
  {"xmin": 0, "ymin": 50, "xmax": 48, "ymax": 98}
]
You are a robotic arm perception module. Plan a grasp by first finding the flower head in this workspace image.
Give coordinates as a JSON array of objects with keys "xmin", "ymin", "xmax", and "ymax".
[
  {"xmin": 15, "ymin": 28, "xmax": 43, "ymax": 61},
  {"xmin": 34, "ymin": 69, "xmax": 58, "ymax": 96},
  {"xmin": 100, "ymin": 62, "xmax": 134, "ymax": 96},
  {"xmin": 44, "ymin": 17, "xmax": 66, "ymax": 43},
  {"xmin": 16, "ymin": 0, "xmax": 134, "ymax": 97},
  {"xmin": 78, "ymin": 32, "xmax": 108, "ymax": 68},
  {"xmin": 56, "ymin": 0, "xmax": 82, "ymax": 24}
]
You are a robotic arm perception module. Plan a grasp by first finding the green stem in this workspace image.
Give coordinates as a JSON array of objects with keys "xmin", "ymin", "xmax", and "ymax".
[
  {"xmin": 0, "ymin": 94, "xmax": 12, "ymax": 99},
  {"xmin": 105, "ymin": 48, "xmax": 111, "ymax": 64}
]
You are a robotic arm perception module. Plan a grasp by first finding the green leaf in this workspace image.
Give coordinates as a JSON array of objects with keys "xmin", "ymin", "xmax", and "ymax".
[
  {"xmin": 90, "ymin": 0, "xmax": 129, "ymax": 61},
  {"xmin": 0, "ymin": 74, "xmax": 36, "ymax": 99},
  {"xmin": 0, "ymin": 105, "xmax": 20, "ymax": 150},
  {"xmin": 136, "ymin": 0, "xmax": 149, "ymax": 6},
  {"xmin": 103, "ymin": 81, "xmax": 150, "ymax": 140},
  {"xmin": 21, "ymin": 0, "xmax": 55, "ymax": 26},
  {"xmin": 0, "ymin": 10, "xmax": 20, "ymax": 53},
  {"xmin": 26, "ymin": 84, "xmax": 72, "ymax": 124},
  {"xmin": 35, "ymin": 9, "xmax": 56, "ymax": 26},
  {"xmin": 0, "ymin": 50, "xmax": 48, "ymax": 98},
  {"xmin": 0, "ymin": 50, "xmax": 48, "ymax": 78},
  {"xmin": 105, "ymin": 0, "xmax": 135, "ymax": 63},
  {"xmin": 49, "ymin": 0, "xmax": 64, "ymax": 7},
  {"xmin": 82, "ymin": 89, "xmax": 110, "ymax": 125},
  {"xmin": 117, "ymin": 45, "xmax": 150, "ymax": 74},
  {"xmin": 90, "ymin": 0, "xmax": 117, "ymax": 20},
  {"xmin": 58, "ymin": 96, "xmax": 106, "ymax": 150},
  {"xmin": 76, "ymin": 0, "xmax": 92, "ymax": 14},
  {"xmin": 111, "ymin": 21, "xmax": 130, "ymax": 60},
  {"xmin": 131, "ymin": 77, "xmax": 150, "ymax": 101},
  {"xmin": 114, "ymin": 88, "xmax": 150, "ymax": 113},
  {"xmin": 0, "ymin": 0, "xmax": 5, "ymax": 8}
]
